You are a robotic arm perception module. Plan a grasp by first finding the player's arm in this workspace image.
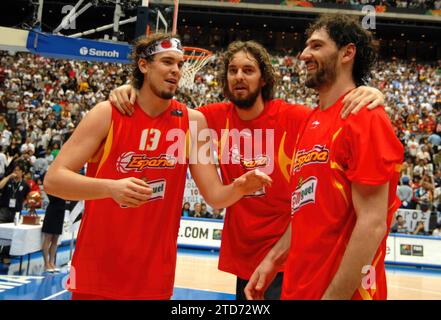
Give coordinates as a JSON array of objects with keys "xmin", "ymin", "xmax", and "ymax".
[
  {"xmin": 245, "ymin": 223, "xmax": 291, "ymax": 300},
  {"xmin": 341, "ymin": 86, "xmax": 384, "ymax": 118},
  {"xmin": 44, "ymin": 101, "xmax": 152, "ymax": 207},
  {"xmin": 188, "ymin": 108, "xmax": 272, "ymax": 209},
  {"xmin": 321, "ymin": 182, "xmax": 389, "ymax": 300}
]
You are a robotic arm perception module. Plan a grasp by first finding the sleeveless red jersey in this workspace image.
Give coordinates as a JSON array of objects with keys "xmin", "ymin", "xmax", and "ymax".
[
  {"xmin": 67, "ymin": 100, "xmax": 189, "ymax": 299},
  {"xmin": 282, "ymin": 95, "xmax": 403, "ymax": 300},
  {"xmin": 198, "ymin": 100, "xmax": 310, "ymax": 279}
]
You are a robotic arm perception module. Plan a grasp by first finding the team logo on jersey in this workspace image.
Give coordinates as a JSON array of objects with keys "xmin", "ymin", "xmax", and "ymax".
[
  {"xmin": 117, "ymin": 152, "xmax": 177, "ymax": 173},
  {"xmin": 230, "ymin": 144, "xmax": 270, "ymax": 170},
  {"xmin": 293, "ymin": 145, "xmax": 329, "ymax": 173},
  {"xmin": 311, "ymin": 121, "xmax": 320, "ymax": 129},
  {"xmin": 171, "ymin": 109, "xmax": 183, "ymax": 117},
  {"xmin": 291, "ymin": 176, "xmax": 318, "ymax": 214},
  {"xmin": 240, "ymin": 155, "xmax": 269, "ymax": 170}
]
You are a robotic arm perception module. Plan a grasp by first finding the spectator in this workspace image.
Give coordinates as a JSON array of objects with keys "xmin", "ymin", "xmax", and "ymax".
[
  {"xmin": 0, "ymin": 114, "xmax": 8, "ymax": 132},
  {"xmin": 413, "ymin": 221, "xmax": 427, "ymax": 235},
  {"xmin": 212, "ymin": 208, "xmax": 224, "ymax": 220},
  {"xmin": 397, "ymin": 176, "xmax": 413, "ymax": 209},
  {"xmin": 391, "ymin": 215, "xmax": 408, "ymax": 234},
  {"xmin": 190, "ymin": 203, "xmax": 202, "ymax": 218},
  {"xmin": 36, "ymin": 177, "xmax": 50, "ymax": 210},
  {"xmin": 0, "ymin": 164, "xmax": 31, "ymax": 264},
  {"xmin": 200, "ymin": 203, "xmax": 212, "ymax": 219},
  {"xmin": 433, "ymin": 147, "xmax": 441, "ymax": 169},
  {"xmin": 20, "ymin": 137, "xmax": 35, "ymax": 153},
  {"xmin": 416, "ymin": 145, "xmax": 431, "ymax": 162},
  {"xmin": 182, "ymin": 202, "xmax": 191, "ymax": 217},
  {"xmin": 6, "ymin": 137, "xmax": 20, "ymax": 159},
  {"xmin": 413, "ymin": 158, "xmax": 425, "ymax": 178},
  {"xmin": 428, "ymin": 133, "xmax": 441, "ymax": 147},
  {"xmin": 434, "ymin": 169, "xmax": 441, "ymax": 188},
  {"xmin": 33, "ymin": 155, "xmax": 49, "ymax": 180},
  {"xmin": 1, "ymin": 125, "xmax": 12, "ymax": 149},
  {"xmin": 415, "ymin": 180, "xmax": 434, "ymax": 206},
  {"xmin": 50, "ymin": 143, "xmax": 60, "ymax": 160},
  {"xmin": 0, "ymin": 146, "xmax": 7, "ymax": 179},
  {"xmin": 41, "ymin": 195, "xmax": 66, "ymax": 273},
  {"xmin": 44, "ymin": 148, "xmax": 55, "ymax": 166},
  {"xmin": 407, "ymin": 135, "xmax": 419, "ymax": 161}
]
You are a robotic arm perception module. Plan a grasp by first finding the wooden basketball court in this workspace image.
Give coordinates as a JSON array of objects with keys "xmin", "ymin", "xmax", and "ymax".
[{"xmin": 174, "ymin": 251, "xmax": 441, "ymax": 300}]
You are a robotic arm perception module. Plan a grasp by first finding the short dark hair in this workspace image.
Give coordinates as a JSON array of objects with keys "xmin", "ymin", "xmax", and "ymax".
[
  {"xmin": 130, "ymin": 33, "xmax": 181, "ymax": 90},
  {"xmin": 14, "ymin": 163, "xmax": 25, "ymax": 172},
  {"xmin": 306, "ymin": 14, "xmax": 377, "ymax": 86},
  {"xmin": 219, "ymin": 41, "xmax": 277, "ymax": 101}
]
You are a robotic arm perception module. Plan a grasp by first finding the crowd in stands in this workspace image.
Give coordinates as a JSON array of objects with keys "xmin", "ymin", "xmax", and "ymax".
[
  {"xmin": 0, "ymin": 50, "xmax": 440, "ymax": 232},
  {"xmin": 181, "ymin": 202, "xmax": 225, "ymax": 219},
  {"xmin": 307, "ymin": 0, "xmax": 441, "ymax": 9},
  {"xmin": 224, "ymin": 0, "xmax": 441, "ymax": 10}
]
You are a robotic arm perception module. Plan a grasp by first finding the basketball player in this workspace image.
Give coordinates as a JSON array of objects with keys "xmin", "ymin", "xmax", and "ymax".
[
  {"xmin": 43, "ymin": 33, "xmax": 272, "ymax": 300},
  {"xmin": 110, "ymin": 42, "xmax": 385, "ymax": 300},
  {"xmin": 245, "ymin": 14, "xmax": 403, "ymax": 300}
]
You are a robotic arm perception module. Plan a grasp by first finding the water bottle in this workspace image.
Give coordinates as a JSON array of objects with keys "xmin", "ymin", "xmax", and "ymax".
[{"xmin": 14, "ymin": 212, "xmax": 20, "ymax": 226}]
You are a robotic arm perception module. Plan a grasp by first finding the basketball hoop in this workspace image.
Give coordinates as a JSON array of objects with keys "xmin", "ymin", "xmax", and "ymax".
[{"xmin": 179, "ymin": 47, "xmax": 213, "ymax": 90}]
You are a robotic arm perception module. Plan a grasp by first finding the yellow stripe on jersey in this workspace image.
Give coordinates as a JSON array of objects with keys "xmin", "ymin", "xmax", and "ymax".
[
  {"xmin": 329, "ymin": 127, "xmax": 349, "ymax": 205},
  {"xmin": 332, "ymin": 127, "xmax": 343, "ymax": 143},
  {"xmin": 332, "ymin": 178, "xmax": 349, "ymax": 207},
  {"xmin": 330, "ymin": 161, "xmax": 344, "ymax": 172},
  {"xmin": 278, "ymin": 132, "xmax": 292, "ymax": 182},
  {"xmin": 185, "ymin": 129, "xmax": 190, "ymax": 161},
  {"xmin": 358, "ymin": 287, "xmax": 373, "ymax": 300},
  {"xmin": 395, "ymin": 163, "xmax": 402, "ymax": 172},
  {"xmin": 96, "ymin": 121, "xmax": 115, "ymax": 176}
]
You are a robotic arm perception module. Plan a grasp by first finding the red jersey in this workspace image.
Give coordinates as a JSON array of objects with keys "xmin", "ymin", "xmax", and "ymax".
[
  {"xmin": 198, "ymin": 100, "xmax": 310, "ymax": 279},
  {"xmin": 67, "ymin": 100, "xmax": 189, "ymax": 299},
  {"xmin": 282, "ymin": 95, "xmax": 403, "ymax": 300}
]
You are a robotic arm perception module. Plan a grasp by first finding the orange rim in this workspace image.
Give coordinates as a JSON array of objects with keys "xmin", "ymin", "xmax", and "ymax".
[{"xmin": 183, "ymin": 46, "xmax": 213, "ymax": 60}]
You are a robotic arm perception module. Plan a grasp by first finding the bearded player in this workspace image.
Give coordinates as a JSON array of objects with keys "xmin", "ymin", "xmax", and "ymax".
[{"xmin": 245, "ymin": 14, "xmax": 403, "ymax": 300}]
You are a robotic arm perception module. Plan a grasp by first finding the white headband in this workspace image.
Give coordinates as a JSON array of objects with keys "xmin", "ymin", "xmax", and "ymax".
[{"xmin": 141, "ymin": 38, "xmax": 184, "ymax": 58}]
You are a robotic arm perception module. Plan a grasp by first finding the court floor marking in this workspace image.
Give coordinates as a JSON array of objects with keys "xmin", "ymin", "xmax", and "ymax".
[
  {"xmin": 43, "ymin": 289, "xmax": 69, "ymax": 300},
  {"xmin": 41, "ymin": 286, "xmax": 232, "ymax": 300}
]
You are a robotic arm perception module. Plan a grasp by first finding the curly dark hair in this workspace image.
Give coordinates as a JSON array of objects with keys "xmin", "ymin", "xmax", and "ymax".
[
  {"xmin": 130, "ymin": 33, "xmax": 181, "ymax": 90},
  {"xmin": 306, "ymin": 14, "xmax": 377, "ymax": 86},
  {"xmin": 219, "ymin": 41, "xmax": 277, "ymax": 101}
]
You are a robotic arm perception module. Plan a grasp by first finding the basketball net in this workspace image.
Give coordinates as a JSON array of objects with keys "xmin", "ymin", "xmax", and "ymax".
[{"xmin": 179, "ymin": 47, "xmax": 213, "ymax": 90}]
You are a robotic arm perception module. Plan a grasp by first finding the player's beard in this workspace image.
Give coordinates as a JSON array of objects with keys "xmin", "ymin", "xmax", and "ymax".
[
  {"xmin": 150, "ymin": 81, "xmax": 176, "ymax": 100},
  {"xmin": 305, "ymin": 52, "xmax": 338, "ymax": 89},
  {"xmin": 225, "ymin": 86, "xmax": 261, "ymax": 109}
]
